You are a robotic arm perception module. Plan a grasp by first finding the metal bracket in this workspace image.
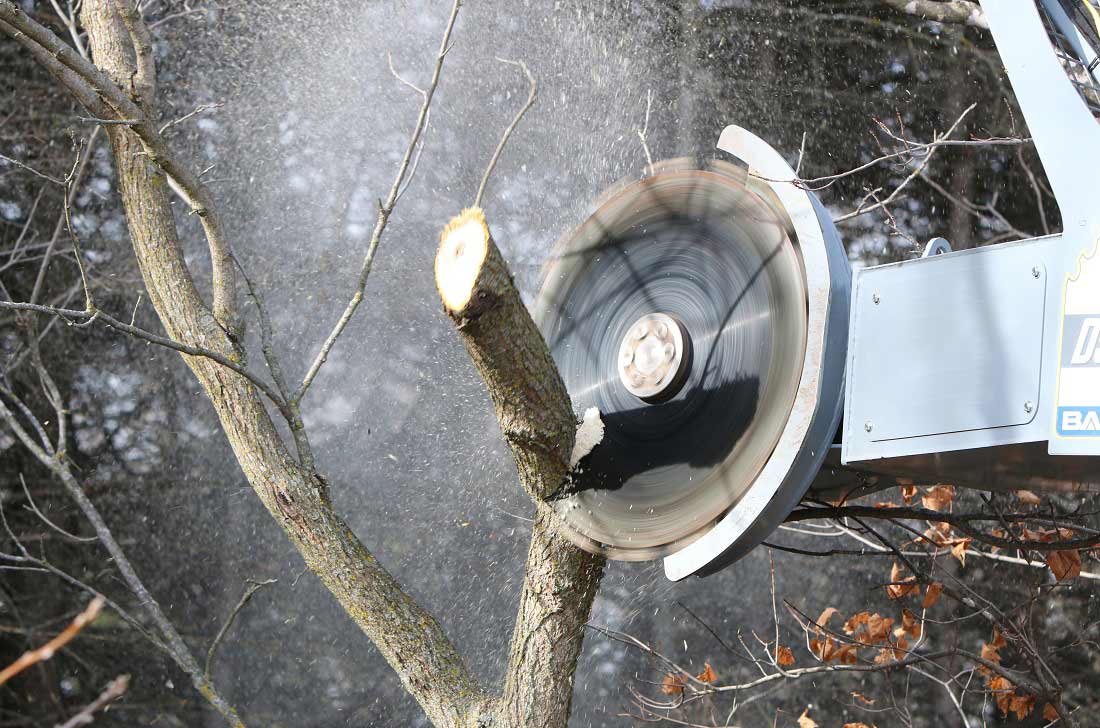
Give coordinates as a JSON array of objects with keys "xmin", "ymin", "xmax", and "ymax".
[{"xmin": 921, "ymin": 237, "xmax": 952, "ymax": 258}]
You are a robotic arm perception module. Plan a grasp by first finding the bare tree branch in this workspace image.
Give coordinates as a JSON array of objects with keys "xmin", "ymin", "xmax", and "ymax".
[
  {"xmin": 833, "ymin": 103, "xmax": 975, "ymax": 222},
  {"xmin": 786, "ymin": 503, "xmax": 1100, "ymax": 551},
  {"xmin": 0, "ymin": 300, "xmax": 290, "ymax": 415},
  {"xmin": 56, "ymin": 674, "xmax": 130, "ymax": 728}
]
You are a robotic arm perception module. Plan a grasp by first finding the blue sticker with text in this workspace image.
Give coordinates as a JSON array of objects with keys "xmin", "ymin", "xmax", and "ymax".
[{"xmin": 1057, "ymin": 406, "xmax": 1100, "ymax": 436}]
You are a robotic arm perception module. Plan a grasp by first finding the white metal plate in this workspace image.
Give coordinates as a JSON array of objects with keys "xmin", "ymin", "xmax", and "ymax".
[{"xmin": 844, "ymin": 242, "xmax": 1047, "ymax": 462}]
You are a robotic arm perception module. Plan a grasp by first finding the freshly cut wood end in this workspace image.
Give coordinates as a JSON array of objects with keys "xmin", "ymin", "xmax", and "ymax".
[{"xmin": 436, "ymin": 207, "xmax": 490, "ymax": 313}]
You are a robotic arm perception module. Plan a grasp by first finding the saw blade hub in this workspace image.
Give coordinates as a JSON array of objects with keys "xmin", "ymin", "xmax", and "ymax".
[{"xmin": 616, "ymin": 313, "xmax": 691, "ymax": 402}]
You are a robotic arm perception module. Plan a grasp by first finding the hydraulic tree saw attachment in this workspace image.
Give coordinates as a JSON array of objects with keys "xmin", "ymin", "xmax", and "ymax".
[{"xmin": 534, "ymin": 0, "xmax": 1100, "ymax": 579}]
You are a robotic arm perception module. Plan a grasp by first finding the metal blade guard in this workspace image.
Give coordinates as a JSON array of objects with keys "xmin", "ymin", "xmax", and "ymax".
[{"xmin": 535, "ymin": 129, "xmax": 850, "ymax": 579}]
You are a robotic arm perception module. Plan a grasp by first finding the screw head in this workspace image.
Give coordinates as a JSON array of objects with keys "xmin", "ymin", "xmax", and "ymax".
[
  {"xmin": 1032, "ymin": 266, "xmax": 1041, "ymax": 278},
  {"xmin": 864, "ymin": 420, "xmax": 874, "ymax": 432},
  {"xmin": 872, "ymin": 293, "xmax": 881, "ymax": 305}
]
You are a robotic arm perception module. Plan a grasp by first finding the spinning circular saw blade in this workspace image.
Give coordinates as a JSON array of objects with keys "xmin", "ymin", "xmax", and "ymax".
[{"xmin": 534, "ymin": 158, "xmax": 809, "ymax": 560}]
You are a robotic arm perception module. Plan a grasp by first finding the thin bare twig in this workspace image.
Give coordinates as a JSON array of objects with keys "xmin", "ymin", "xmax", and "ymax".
[
  {"xmin": 56, "ymin": 674, "xmax": 130, "ymax": 728},
  {"xmin": 0, "ymin": 300, "xmax": 290, "ymax": 415},
  {"xmin": 18, "ymin": 473, "xmax": 96, "ymax": 543},
  {"xmin": 205, "ymin": 578, "xmax": 277, "ymax": 677},
  {"xmin": 293, "ymin": 0, "xmax": 461, "ymax": 405},
  {"xmin": 834, "ymin": 103, "xmax": 976, "ymax": 223},
  {"xmin": 232, "ymin": 255, "xmax": 313, "ymax": 467},
  {"xmin": 0, "ymin": 153, "xmax": 65, "ymax": 186},
  {"xmin": 475, "ymin": 57, "xmax": 538, "ymax": 208},
  {"xmin": 0, "ymin": 596, "xmax": 103, "ymax": 685},
  {"xmin": 159, "ymin": 101, "xmax": 223, "ymax": 135},
  {"xmin": 635, "ymin": 88, "xmax": 654, "ymax": 170}
]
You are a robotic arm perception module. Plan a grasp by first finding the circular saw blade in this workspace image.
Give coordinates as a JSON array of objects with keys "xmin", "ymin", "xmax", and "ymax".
[{"xmin": 535, "ymin": 159, "xmax": 808, "ymax": 560}]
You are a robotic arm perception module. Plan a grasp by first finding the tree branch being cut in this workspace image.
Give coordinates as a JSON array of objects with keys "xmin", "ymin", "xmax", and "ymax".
[
  {"xmin": 436, "ymin": 208, "xmax": 577, "ymax": 501},
  {"xmin": 436, "ymin": 207, "xmax": 606, "ymax": 726}
]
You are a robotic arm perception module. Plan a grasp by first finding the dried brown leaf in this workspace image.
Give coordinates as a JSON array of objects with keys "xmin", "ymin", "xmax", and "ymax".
[
  {"xmin": 1009, "ymin": 692, "xmax": 1036, "ymax": 720},
  {"xmin": 1046, "ymin": 549, "xmax": 1082, "ymax": 581},
  {"xmin": 864, "ymin": 614, "xmax": 894, "ymax": 644},
  {"xmin": 949, "ymin": 537, "xmax": 971, "ymax": 565},
  {"xmin": 921, "ymin": 484, "xmax": 955, "ymax": 511},
  {"xmin": 988, "ymin": 676, "xmax": 1014, "ymax": 716},
  {"xmin": 797, "ymin": 707, "xmax": 818, "ymax": 728},
  {"xmin": 843, "ymin": 611, "xmax": 871, "ymax": 635},
  {"xmin": 886, "ymin": 562, "xmax": 918, "ymax": 600},
  {"xmin": 922, "ymin": 582, "xmax": 943, "ymax": 609},
  {"xmin": 775, "ymin": 646, "xmax": 795, "ymax": 667},
  {"xmin": 830, "ymin": 643, "xmax": 859, "ymax": 664},
  {"xmin": 816, "ymin": 606, "xmax": 839, "ymax": 629},
  {"xmin": 900, "ymin": 608, "xmax": 921, "ymax": 639},
  {"xmin": 660, "ymin": 672, "xmax": 685, "ymax": 696}
]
